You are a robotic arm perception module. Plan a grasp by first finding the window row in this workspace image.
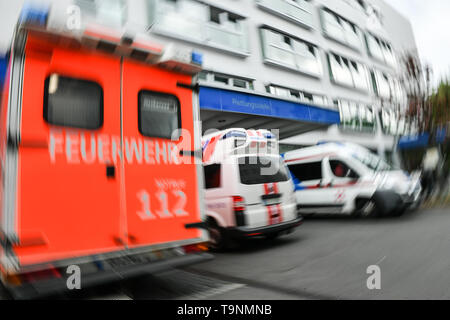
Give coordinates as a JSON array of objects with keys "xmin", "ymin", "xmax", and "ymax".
[
  {"xmin": 44, "ymin": 74, "xmax": 180, "ymax": 139},
  {"xmin": 321, "ymin": 8, "xmax": 362, "ymax": 50},
  {"xmin": 75, "ymin": 0, "xmax": 397, "ymax": 70},
  {"xmin": 335, "ymin": 99, "xmax": 376, "ymax": 132},
  {"xmin": 266, "ymin": 84, "xmax": 330, "ymax": 107}
]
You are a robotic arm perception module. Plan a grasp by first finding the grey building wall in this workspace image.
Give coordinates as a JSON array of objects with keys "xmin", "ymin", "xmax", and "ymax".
[{"xmin": 0, "ymin": 0, "xmax": 419, "ymax": 159}]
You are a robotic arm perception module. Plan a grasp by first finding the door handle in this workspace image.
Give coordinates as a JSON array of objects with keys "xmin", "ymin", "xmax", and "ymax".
[
  {"xmin": 179, "ymin": 149, "xmax": 203, "ymax": 159},
  {"xmin": 106, "ymin": 165, "xmax": 116, "ymax": 179}
]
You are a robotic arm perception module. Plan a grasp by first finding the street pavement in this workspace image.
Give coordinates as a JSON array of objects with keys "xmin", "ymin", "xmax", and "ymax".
[{"xmin": 3, "ymin": 206, "xmax": 450, "ymax": 300}]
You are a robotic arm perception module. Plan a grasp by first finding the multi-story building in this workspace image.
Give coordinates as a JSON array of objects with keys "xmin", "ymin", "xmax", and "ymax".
[{"xmin": 1, "ymin": 0, "xmax": 419, "ymax": 162}]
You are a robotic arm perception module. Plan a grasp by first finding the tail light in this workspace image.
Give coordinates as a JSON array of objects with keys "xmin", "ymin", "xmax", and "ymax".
[
  {"xmin": 232, "ymin": 196, "xmax": 246, "ymax": 226},
  {"xmin": 183, "ymin": 243, "xmax": 209, "ymax": 253}
]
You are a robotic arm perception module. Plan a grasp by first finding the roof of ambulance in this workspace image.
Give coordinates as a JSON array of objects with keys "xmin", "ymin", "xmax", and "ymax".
[{"xmin": 283, "ymin": 142, "xmax": 372, "ymax": 161}]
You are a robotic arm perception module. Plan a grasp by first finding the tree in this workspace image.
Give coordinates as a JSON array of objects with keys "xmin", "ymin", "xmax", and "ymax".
[
  {"xmin": 399, "ymin": 53, "xmax": 433, "ymax": 134},
  {"xmin": 429, "ymin": 79, "xmax": 450, "ymax": 129}
]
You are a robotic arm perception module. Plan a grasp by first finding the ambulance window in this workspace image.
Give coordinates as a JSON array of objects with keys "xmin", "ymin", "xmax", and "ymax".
[
  {"xmin": 239, "ymin": 156, "xmax": 289, "ymax": 185},
  {"xmin": 44, "ymin": 74, "xmax": 103, "ymax": 129},
  {"xmin": 204, "ymin": 164, "xmax": 221, "ymax": 189},
  {"xmin": 330, "ymin": 160, "xmax": 359, "ymax": 179},
  {"xmin": 288, "ymin": 162, "xmax": 322, "ymax": 182},
  {"xmin": 138, "ymin": 91, "xmax": 181, "ymax": 139}
]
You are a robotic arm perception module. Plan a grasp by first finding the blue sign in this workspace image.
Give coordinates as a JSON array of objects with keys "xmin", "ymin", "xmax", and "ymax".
[
  {"xmin": 0, "ymin": 55, "xmax": 8, "ymax": 88},
  {"xmin": 398, "ymin": 128, "xmax": 448, "ymax": 150},
  {"xmin": 199, "ymin": 87, "xmax": 340, "ymax": 125}
]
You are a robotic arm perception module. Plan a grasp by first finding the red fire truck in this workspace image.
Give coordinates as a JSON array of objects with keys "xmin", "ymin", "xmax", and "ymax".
[{"xmin": 0, "ymin": 4, "xmax": 210, "ymax": 299}]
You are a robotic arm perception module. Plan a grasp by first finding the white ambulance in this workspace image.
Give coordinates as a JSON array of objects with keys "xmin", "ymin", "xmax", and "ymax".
[
  {"xmin": 202, "ymin": 129, "xmax": 303, "ymax": 249},
  {"xmin": 284, "ymin": 142, "xmax": 422, "ymax": 217}
]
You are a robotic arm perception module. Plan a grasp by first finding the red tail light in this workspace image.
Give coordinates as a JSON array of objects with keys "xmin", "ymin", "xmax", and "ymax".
[
  {"xmin": 232, "ymin": 196, "xmax": 246, "ymax": 212},
  {"xmin": 232, "ymin": 196, "xmax": 246, "ymax": 226}
]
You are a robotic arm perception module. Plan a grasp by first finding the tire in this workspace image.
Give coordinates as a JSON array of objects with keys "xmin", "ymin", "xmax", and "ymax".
[
  {"xmin": 207, "ymin": 219, "xmax": 228, "ymax": 251},
  {"xmin": 391, "ymin": 206, "xmax": 407, "ymax": 217},
  {"xmin": 356, "ymin": 199, "xmax": 380, "ymax": 218},
  {"xmin": 0, "ymin": 282, "xmax": 12, "ymax": 300}
]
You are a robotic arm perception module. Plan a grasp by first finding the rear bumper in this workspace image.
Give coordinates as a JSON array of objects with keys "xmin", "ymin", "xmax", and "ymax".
[
  {"xmin": 226, "ymin": 217, "xmax": 303, "ymax": 239},
  {"xmin": 5, "ymin": 252, "xmax": 213, "ymax": 300}
]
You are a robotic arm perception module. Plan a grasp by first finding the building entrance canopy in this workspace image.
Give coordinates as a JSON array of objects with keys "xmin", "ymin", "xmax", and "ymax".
[{"xmin": 199, "ymin": 87, "xmax": 340, "ymax": 140}]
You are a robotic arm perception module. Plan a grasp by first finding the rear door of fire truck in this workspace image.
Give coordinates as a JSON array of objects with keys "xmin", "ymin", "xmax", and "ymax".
[
  {"xmin": 14, "ymin": 32, "xmax": 124, "ymax": 266},
  {"xmin": 122, "ymin": 59, "xmax": 204, "ymax": 248}
]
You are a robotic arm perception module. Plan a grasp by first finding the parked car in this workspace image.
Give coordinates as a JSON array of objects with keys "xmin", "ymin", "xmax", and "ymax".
[
  {"xmin": 203, "ymin": 129, "xmax": 303, "ymax": 249},
  {"xmin": 283, "ymin": 142, "xmax": 422, "ymax": 217}
]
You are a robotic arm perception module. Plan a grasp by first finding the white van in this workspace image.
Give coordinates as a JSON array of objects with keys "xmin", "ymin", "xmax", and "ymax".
[
  {"xmin": 283, "ymin": 142, "xmax": 422, "ymax": 217},
  {"xmin": 202, "ymin": 129, "xmax": 303, "ymax": 249}
]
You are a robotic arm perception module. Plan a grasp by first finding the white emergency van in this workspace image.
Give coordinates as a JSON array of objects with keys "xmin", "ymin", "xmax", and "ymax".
[
  {"xmin": 284, "ymin": 142, "xmax": 422, "ymax": 217},
  {"xmin": 202, "ymin": 129, "xmax": 303, "ymax": 249}
]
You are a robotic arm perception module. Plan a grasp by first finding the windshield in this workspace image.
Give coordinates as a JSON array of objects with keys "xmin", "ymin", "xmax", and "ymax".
[
  {"xmin": 238, "ymin": 156, "xmax": 290, "ymax": 185},
  {"xmin": 351, "ymin": 151, "xmax": 396, "ymax": 172}
]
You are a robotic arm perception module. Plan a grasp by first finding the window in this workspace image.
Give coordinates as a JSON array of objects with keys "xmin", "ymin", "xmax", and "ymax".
[
  {"xmin": 257, "ymin": 0, "xmax": 314, "ymax": 29},
  {"xmin": 328, "ymin": 53, "xmax": 369, "ymax": 91},
  {"xmin": 366, "ymin": 33, "xmax": 396, "ymax": 67},
  {"xmin": 366, "ymin": 34, "xmax": 384, "ymax": 62},
  {"xmin": 350, "ymin": 61, "xmax": 369, "ymax": 91},
  {"xmin": 204, "ymin": 164, "xmax": 221, "ymax": 189},
  {"xmin": 373, "ymin": 70, "xmax": 403, "ymax": 102},
  {"xmin": 329, "ymin": 54, "xmax": 353, "ymax": 87},
  {"xmin": 238, "ymin": 156, "xmax": 289, "ymax": 185},
  {"xmin": 44, "ymin": 74, "xmax": 103, "ymax": 129},
  {"xmin": 152, "ymin": 0, "xmax": 248, "ymax": 55},
  {"xmin": 337, "ymin": 100, "xmax": 375, "ymax": 132},
  {"xmin": 201, "ymin": 71, "xmax": 254, "ymax": 90},
  {"xmin": 288, "ymin": 161, "xmax": 322, "ymax": 182},
  {"xmin": 138, "ymin": 91, "xmax": 181, "ymax": 139},
  {"xmin": 214, "ymin": 74, "xmax": 229, "ymax": 85},
  {"xmin": 233, "ymin": 78, "xmax": 247, "ymax": 89},
  {"xmin": 260, "ymin": 28, "xmax": 322, "ymax": 77},
  {"xmin": 76, "ymin": 0, "xmax": 127, "ymax": 27},
  {"xmin": 329, "ymin": 160, "xmax": 359, "ymax": 179},
  {"xmin": 321, "ymin": 9, "xmax": 361, "ymax": 49},
  {"xmin": 266, "ymin": 84, "xmax": 329, "ymax": 106}
]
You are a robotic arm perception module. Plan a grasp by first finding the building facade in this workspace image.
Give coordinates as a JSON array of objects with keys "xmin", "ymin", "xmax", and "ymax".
[{"xmin": 1, "ymin": 0, "xmax": 419, "ymax": 162}]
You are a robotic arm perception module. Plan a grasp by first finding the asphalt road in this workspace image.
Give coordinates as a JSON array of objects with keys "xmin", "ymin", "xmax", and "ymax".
[{"xmin": 3, "ymin": 206, "xmax": 450, "ymax": 300}]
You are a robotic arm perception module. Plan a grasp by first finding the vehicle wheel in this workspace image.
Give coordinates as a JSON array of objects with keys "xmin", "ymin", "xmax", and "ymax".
[
  {"xmin": 0, "ymin": 282, "xmax": 12, "ymax": 300},
  {"xmin": 391, "ymin": 206, "xmax": 407, "ymax": 217},
  {"xmin": 207, "ymin": 219, "xmax": 227, "ymax": 251},
  {"xmin": 357, "ymin": 199, "xmax": 379, "ymax": 218}
]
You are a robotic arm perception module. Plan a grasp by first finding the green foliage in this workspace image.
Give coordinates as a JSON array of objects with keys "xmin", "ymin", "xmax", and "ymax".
[{"xmin": 429, "ymin": 79, "xmax": 450, "ymax": 127}]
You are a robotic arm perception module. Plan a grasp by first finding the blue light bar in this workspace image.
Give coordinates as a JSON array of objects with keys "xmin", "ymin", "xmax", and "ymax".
[
  {"xmin": 19, "ymin": 2, "xmax": 49, "ymax": 27},
  {"xmin": 191, "ymin": 52, "xmax": 203, "ymax": 66}
]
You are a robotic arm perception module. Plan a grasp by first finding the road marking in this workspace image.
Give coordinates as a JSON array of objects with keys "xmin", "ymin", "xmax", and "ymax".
[
  {"xmin": 176, "ymin": 283, "xmax": 245, "ymax": 300},
  {"xmin": 375, "ymin": 256, "xmax": 387, "ymax": 265}
]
